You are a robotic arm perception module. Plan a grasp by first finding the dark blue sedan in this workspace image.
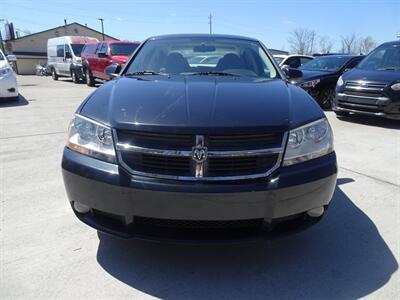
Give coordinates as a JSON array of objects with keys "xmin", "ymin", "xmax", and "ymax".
[{"xmin": 62, "ymin": 34, "xmax": 337, "ymax": 241}]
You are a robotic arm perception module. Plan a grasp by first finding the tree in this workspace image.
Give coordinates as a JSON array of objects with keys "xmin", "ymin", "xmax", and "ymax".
[
  {"xmin": 319, "ymin": 35, "xmax": 334, "ymax": 53},
  {"xmin": 358, "ymin": 36, "xmax": 377, "ymax": 54},
  {"xmin": 288, "ymin": 28, "xmax": 317, "ymax": 55},
  {"xmin": 340, "ymin": 33, "xmax": 359, "ymax": 53}
]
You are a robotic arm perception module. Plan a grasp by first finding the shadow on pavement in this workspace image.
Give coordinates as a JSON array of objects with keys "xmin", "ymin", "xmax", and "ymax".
[
  {"xmin": 336, "ymin": 114, "xmax": 400, "ymax": 130},
  {"xmin": 96, "ymin": 178, "xmax": 398, "ymax": 299},
  {"xmin": 0, "ymin": 94, "xmax": 29, "ymax": 108}
]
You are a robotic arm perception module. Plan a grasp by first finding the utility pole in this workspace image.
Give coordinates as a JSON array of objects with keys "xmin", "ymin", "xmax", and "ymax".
[
  {"xmin": 98, "ymin": 18, "xmax": 105, "ymax": 41},
  {"xmin": 208, "ymin": 13, "xmax": 212, "ymax": 34}
]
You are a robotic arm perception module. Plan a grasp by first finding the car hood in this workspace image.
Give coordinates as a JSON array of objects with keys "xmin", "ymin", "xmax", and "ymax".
[
  {"xmin": 342, "ymin": 68, "xmax": 400, "ymax": 84},
  {"xmin": 80, "ymin": 76, "xmax": 324, "ymax": 133},
  {"xmin": 111, "ymin": 55, "xmax": 129, "ymax": 64},
  {"xmin": 292, "ymin": 70, "xmax": 336, "ymax": 84}
]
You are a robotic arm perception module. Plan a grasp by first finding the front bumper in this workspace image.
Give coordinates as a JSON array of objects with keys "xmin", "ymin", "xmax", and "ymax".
[
  {"xmin": 62, "ymin": 148, "xmax": 337, "ymax": 240},
  {"xmin": 0, "ymin": 71, "xmax": 18, "ymax": 98},
  {"xmin": 333, "ymin": 92, "xmax": 400, "ymax": 120}
]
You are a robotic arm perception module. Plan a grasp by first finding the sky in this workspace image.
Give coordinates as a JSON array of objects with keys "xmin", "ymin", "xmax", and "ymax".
[{"xmin": 1, "ymin": 0, "xmax": 399, "ymax": 52}]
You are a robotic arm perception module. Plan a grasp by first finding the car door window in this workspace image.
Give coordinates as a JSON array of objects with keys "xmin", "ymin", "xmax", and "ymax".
[
  {"xmin": 95, "ymin": 43, "xmax": 103, "ymax": 55},
  {"xmin": 96, "ymin": 43, "xmax": 107, "ymax": 56},
  {"xmin": 346, "ymin": 58, "xmax": 361, "ymax": 70},
  {"xmin": 286, "ymin": 57, "xmax": 301, "ymax": 68},
  {"xmin": 300, "ymin": 57, "xmax": 312, "ymax": 66},
  {"xmin": 65, "ymin": 44, "xmax": 72, "ymax": 58},
  {"xmin": 56, "ymin": 45, "xmax": 64, "ymax": 57}
]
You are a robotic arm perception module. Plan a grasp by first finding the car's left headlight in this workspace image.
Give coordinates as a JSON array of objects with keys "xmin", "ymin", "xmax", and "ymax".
[
  {"xmin": 299, "ymin": 79, "xmax": 320, "ymax": 88},
  {"xmin": 66, "ymin": 114, "xmax": 116, "ymax": 163},
  {"xmin": 0, "ymin": 66, "xmax": 11, "ymax": 76},
  {"xmin": 283, "ymin": 118, "xmax": 333, "ymax": 166},
  {"xmin": 337, "ymin": 76, "xmax": 344, "ymax": 87}
]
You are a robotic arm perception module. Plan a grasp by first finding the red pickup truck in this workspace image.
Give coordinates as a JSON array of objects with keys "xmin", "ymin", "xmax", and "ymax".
[{"xmin": 81, "ymin": 40, "xmax": 140, "ymax": 86}]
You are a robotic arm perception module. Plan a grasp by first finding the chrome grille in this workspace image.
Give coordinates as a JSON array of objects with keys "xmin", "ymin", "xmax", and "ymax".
[
  {"xmin": 338, "ymin": 81, "xmax": 389, "ymax": 111},
  {"xmin": 115, "ymin": 130, "xmax": 286, "ymax": 181},
  {"xmin": 345, "ymin": 81, "xmax": 387, "ymax": 90}
]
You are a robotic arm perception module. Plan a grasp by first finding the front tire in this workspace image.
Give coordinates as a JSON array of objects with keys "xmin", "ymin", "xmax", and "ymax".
[
  {"xmin": 334, "ymin": 110, "xmax": 349, "ymax": 117},
  {"xmin": 85, "ymin": 68, "xmax": 95, "ymax": 87},
  {"xmin": 71, "ymin": 70, "xmax": 79, "ymax": 83},
  {"xmin": 317, "ymin": 87, "xmax": 335, "ymax": 110},
  {"xmin": 51, "ymin": 68, "xmax": 58, "ymax": 81}
]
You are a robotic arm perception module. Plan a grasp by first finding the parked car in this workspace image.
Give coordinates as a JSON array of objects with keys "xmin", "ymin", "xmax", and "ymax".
[
  {"xmin": 47, "ymin": 36, "xmax": 98, "ymax": 83},
  {"xmin": 81, "ymin": 40, "xmax": 140, "ymax": 86},
  {"xmin": 273, "ymin": 54, "xmax": 314, "ymax": 68},
  {"xmin": 62, "ymin": 34, "xmax": 337, "ymax": 241},
  {"xmin": 0, "ymin": 49, "xmax": 18, "ymax": 100},
  {"xmin": 333, "ymin": 40, "xmax": 400, "ymax": 119},
  {"xmin": 291, "ymin": 54, "xmax": 364, "ymax": 108}
]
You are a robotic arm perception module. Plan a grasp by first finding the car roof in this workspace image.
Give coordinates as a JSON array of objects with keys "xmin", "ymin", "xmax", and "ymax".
[
  {"xmin": 147, "ymin": 33, "xmax": 260, "ymax": 42},
  {"xmin": 379, "ymin": 40, "xmax": 400, "ymax": 46},
  {"xmin": 314, "ymin": 54, "xmax": 363, "ymax": 59},
  {"xmin": 107, "ymin": 40, "xmax": 141, "ymax": 45}
]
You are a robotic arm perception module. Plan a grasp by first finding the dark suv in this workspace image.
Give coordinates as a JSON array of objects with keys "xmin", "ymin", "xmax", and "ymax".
[
  {"xmin": 333, "ymin": 41, "xmax": 400, "ymax": 119},
  {"xmin": 62, "ymin": 34, "xmax": 337, "ymax": 241},
  {"xmin": 81, "ymin": 40, "xmax": 140, "ymax": 86}
]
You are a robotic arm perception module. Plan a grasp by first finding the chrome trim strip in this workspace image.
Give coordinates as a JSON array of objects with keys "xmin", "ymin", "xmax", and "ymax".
[
  {"xmin": 113, "ymin": 130, "xmax": 288, "ymax": 181},
  {"xmin": 338, "ymin": 93, "xmax": 389, "ymax": 101},
  {"xmin": 335, "ymin": 107, "xmax": 384, "ymax": 116},
  {"xmin": 116, "ymin": 143, "xmax": 282, "ymax": 157},
  {"xmin": 116, "ymin": 143, "xmax": 192, "ymax": 156}
]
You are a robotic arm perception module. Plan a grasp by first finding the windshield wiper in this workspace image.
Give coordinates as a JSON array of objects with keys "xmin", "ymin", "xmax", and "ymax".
[
  {"xmin": 124, "ymin": 70, "xmax": 168, "ymax": 76},
  {"xmin": 189, "ymin": 71, "xmax": 241, "ymax": 77}
]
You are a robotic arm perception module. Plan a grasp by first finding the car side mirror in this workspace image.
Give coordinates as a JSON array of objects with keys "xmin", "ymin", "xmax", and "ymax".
[
  {"xmin": 97, "ymin": 52, "xmax": 108, "ymax": 58},
  {"xmin": 7, "ymin": 55, "xmax": 16, "ymax": 62},
  {"xmin": 65, "ymin": 52, "xmax": 72, "ymax": 59},
  {"xmin": 282, "ymin": 66, "xmax": 303, "ymax": 79},
  {"xmin": 105, "ymin": 63, "xmax": 121, "ymax": 78}
]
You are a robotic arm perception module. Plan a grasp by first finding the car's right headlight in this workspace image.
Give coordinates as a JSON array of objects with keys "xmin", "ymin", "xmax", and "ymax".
[
  {"xmin": 0, "ymin": 66, "xmax": 11, "ymax": 76},
  {"xmin": 66, "ymin": 114, "xmax": 116, "ymax": 163},
  {"xmin": 283, "ymin": 118, "xmax": 333, "ymax": 166},
  {"xmin": 299, "ymin": 79, "xmax": 320, "ymax": 88}
]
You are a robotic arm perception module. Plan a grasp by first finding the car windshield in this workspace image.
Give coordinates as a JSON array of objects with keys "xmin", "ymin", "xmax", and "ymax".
[
  {"xmin": 110, "ymin": 43, "xmax": 139, "ymax": 56},
  {"xmin": 0, "ymin": 51, "xmax": 4, "ymax": 60},
  {"xmin": 300, "ymin": 56, "xmax": 351, "ymax": 72},
  {"xmin": 274, "ymin": 57, "xmax": 285, "ymax": 64},
  {"xmin": 71, "ymin": 44, "xmax": 85, "ymax": 57},
  {"xmin": 357, "ymin": 43, "xmax": 400, "ymax": 71},
  {"xmin": 124, "ymin": 37, "xmax": 279, "ymax": 79}
]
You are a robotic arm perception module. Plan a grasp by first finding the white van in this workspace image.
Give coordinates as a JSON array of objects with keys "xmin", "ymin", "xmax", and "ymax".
[{"xmin": 47, "ymin": 36, "xmax": 98, "ymax": 83}]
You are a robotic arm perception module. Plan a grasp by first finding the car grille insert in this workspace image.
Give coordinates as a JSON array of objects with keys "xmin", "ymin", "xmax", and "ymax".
[
  {"xmin": 337, "ymin": 81, "xmax": 389, "ymax": 113},
  {"xmin": 116, "ymin": 130, "xmax": 286, "ymax": 181}
]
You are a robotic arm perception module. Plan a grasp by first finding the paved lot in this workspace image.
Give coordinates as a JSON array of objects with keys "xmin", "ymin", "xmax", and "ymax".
[{"xmin": 1, "ymin": 75, "xmax": 399, "ymax": 299}]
